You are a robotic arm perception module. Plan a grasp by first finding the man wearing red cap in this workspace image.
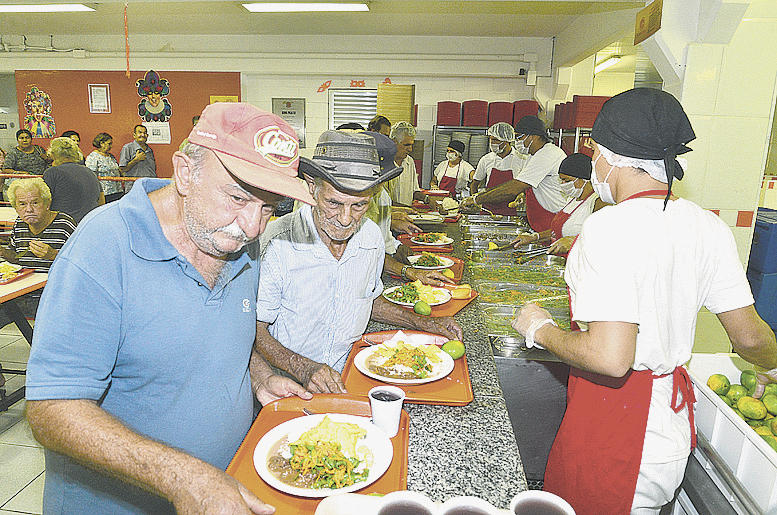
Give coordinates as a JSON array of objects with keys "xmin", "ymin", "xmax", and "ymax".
[{"xmin": 25, "ymin": 103, "xmax": 314, "ymax": 514}]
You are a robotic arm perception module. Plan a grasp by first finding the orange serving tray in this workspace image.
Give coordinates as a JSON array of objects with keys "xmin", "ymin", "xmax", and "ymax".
[
  {"xmin": 385, "ymin": 283, "xmax": 478, "ymax": 317},
  {"xmin": 341, "ymin": 330, "xmax": 474, "ymax": 406},
  {"xmin": 389, "ymin": 255, "xmax": 464, "ymax": 283},
  {"xmin": 397, "ymin": 233, "xmax": 453, "ymax": 253},
  {"xmin": 0, "ymin": 268, "xmax": 34, "ymax": 285},
  {"xmin": 226, "ymin": 394, "xmax": 409, "ymax": 515}
]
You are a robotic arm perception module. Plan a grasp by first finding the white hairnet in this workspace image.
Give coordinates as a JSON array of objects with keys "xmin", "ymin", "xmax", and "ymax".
[
  {"xmin": 487, "ymin": 122, "xmax": 515, "ymax": 142},
  {"xmin": 597, "ymin": 143, "xmax": 687, "ymax": 184}
]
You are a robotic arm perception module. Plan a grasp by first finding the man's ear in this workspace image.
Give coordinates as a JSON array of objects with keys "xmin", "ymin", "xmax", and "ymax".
[
  {"xmin": 302, "ymin": 173, "xmax": 316, "ymax": 195},
  {"xmin": 172, "ymin": 151, "xmax": 194, "ymax": 195}
]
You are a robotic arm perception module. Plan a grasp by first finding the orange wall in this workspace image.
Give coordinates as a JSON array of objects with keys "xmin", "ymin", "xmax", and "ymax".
[{"xmin": 15, "ymin": 70, "xmax": 240, "ymax": 178}]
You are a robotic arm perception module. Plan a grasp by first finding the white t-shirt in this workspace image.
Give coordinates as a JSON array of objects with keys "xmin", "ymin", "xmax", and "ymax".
[
  {"xmin": 433, "ymin": 159, "xmax": 475, "ymax": 193},
  {"xmin": 565, "ymin": 197, "xmax": 754, "ymax": 463},
  {"xmin": 473, "ymin": 150, "xmax": 526, "ymax": 185},
  {"xmin": 387, "ymin": 156, "xmax": 419, "ymax": 206},
  {"xmin": 558, "ymin": 193, "xmax": 598, "ymax": 238},
  {"xmin": 474, "ymin": 144, "xmax": 566, "ymax": 213},
  {"xmin": 516, "ymin": 143, "xmax": 567, "ymax": 214}
]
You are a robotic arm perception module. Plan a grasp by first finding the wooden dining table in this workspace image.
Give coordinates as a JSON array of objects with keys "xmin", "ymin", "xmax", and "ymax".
[{"xmin": 0, "ymin": 272, "xmax": 47, "ymax": 412}]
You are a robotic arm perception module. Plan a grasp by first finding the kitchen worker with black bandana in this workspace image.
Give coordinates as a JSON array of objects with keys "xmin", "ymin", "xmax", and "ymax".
[
  {"xmin": 511, "ymin": 88, "xmax": 777, "ymax": 514},
  {"xmin": 463, "ymin": 117, "xmax": 565, "ymax": 231},
  {"xmin": 508, "ymin": 153, "xmax": 607, "ymax": 256}
]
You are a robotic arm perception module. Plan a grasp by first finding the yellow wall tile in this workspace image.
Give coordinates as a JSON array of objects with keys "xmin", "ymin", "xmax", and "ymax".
[{"xmin": 681, "ymin": 44, "xmax": 723, "ymax": 116}]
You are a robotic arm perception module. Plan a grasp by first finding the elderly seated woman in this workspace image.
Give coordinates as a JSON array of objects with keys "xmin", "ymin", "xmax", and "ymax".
[{"xmin": 0, "ymin": 178, "xmax": 77, "ymax": 327}]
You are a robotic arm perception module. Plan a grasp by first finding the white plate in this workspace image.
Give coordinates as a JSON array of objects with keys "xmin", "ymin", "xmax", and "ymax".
[
  {"xmin": 410, "ymin": 234, "xmax": 454, "ymax": 246},
  {"xmin": 253, "ymin": 413, "xmax": 393, "ymax": 498},
  {"xmin": 407, "ymin": 254, "xmax": 454, "ymax": 270},
  {"xmin": 408, "ymin": 213, "xmax": 444, "ymax": 224},
  {"xmin": 382, "ymin": 285, "xmax": 451, "ymax": 307},
  {"xmin": 0, "ymin": 262, "xmax": 23, "ymax": 273},
  {"xmin": 354, "ymin": 340, "xmax": 455, "ymax": 385},
  {"xmin": 425, "ymin": 189, "xmax": 450, "ymax": 196}
]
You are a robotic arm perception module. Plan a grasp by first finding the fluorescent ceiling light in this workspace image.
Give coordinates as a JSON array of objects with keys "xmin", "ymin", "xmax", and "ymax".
[
  {"xmin": 594, "ymin": 56, "xmax": 621, "ymax": 75},
  {"xmin": 242, "ymin": 3, "xmax": 369, "ymax": 12},
  {"xmin": 0, "ymin": 4, "xmax": 94, "ymax": 12}
]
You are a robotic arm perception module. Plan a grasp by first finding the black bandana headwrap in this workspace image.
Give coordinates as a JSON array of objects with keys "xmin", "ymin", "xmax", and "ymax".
[{"xmin": 591, "ymin": 88, "xmax": 696, "ymax": 208}]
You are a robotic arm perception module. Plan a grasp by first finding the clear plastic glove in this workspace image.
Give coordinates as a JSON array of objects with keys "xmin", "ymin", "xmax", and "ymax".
[
  {"xmin": 509, "ymin": 233, "xmax": 538, "ymax": 249},
  {"xmin": 511, "ymin": 303, "xmax": 555, "ymax": 349},
  {"xmin": 548, "ymin": 236, "xmax": 574, "ymax": 256},
  {"xmin": 753, "ymin": 368, "xmax": 777, "ymax": 398}
]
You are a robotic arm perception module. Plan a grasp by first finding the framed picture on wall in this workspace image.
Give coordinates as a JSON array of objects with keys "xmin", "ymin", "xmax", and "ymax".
[
  {"xmin": 88, "ymin": 84, "xmax": 111, "ymax": 114},
  {"xmin": 272, "ymin": 98, "xmax": 306, "ymax": 148}
]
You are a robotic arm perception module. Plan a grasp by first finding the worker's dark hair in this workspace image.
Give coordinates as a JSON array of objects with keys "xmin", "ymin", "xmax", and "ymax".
[
  {"xmin": 61, "ymin": 130, "xmax": 80, "ymax": 139},
  {"xmin": 133, "ymin": 124, "xmax": 146, "ymax": 133},
  {"xmin": 16, "ymin": 129, "xmax": 32, "ymax": 139},
  {"xmin": 367, "ymin": 115, "xmax": 391, "ymax": 133},
  {"xmin": 92, "ymin": 132, "xmax": 113, "ymax": 149}
]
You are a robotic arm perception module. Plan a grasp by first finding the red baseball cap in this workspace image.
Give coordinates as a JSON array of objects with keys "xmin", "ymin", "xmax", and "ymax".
[{"xmin": 186, "ymin": 103, "xmax": 313, "ymax": 204}]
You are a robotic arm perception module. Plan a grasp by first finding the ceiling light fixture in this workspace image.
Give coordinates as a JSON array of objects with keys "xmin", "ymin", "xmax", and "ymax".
[
  {"xmin": 594, "ymin": 56, "xmax": 622, "ymax": 75},
  {"xmin": 242, "ymin": 3, "xmax": 369, "ymax": 12},
  {"xmin": 0, "ymin": 4, "xmax": 94, "ymax": 12}
]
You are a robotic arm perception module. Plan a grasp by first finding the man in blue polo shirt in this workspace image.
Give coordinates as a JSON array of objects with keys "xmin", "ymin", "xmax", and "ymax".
[{"xmin": 25, "ymin": 103, "xmax": 315, "ymax": 514}]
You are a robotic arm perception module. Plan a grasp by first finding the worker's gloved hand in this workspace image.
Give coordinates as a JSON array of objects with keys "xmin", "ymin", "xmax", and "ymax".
[
  {"xmin": 511, "ymin": 303, "xmax": 556, "ymax": 350},
  {"xmin": 753, "ymin": 368, "xmax": 777, "ymax": 398},
  {"xmin": 459, "ymin": 197, "xmax": 480, "ymax": 214},
  {"xmin": 548, "ymin": 236, "xmax": 574, "ymax": 256}
]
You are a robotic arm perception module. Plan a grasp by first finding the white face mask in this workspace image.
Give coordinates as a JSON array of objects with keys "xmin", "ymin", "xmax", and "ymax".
[
  {"xmin": 560, "ymin": 180, "xmax": 582, "ymax": 200},
  {"xmin": 516, "ymin": 135, "xmax": 532, "ymax": 155},
  {"xmin": 446, "ymin": 151, "xmax": 459, "ymax": 162},
  {"xmin": 591, "ymin": 154, "xmax": 616, "ymax": 204},
  {"xmin": 489, "ymin": 141, "xmax": 506, "ymax": 155}
]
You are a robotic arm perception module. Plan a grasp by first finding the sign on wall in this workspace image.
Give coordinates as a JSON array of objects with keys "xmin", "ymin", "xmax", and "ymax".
[
  {"xmin": 634, "ymin": 0, "xmax": 663, "ymax": 45},
  {"xmin": 88, "ymin": 84, "xmax": 111, "ymax": 114},
  {"xmin": 272, "ymin": 98, "xmax": 306, "ymax": 148}
]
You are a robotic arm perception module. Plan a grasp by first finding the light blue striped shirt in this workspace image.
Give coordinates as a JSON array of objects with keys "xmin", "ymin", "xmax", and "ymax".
[{"xmin": 257, "ymin": 204, "xmax": 385, "ymax": 371}]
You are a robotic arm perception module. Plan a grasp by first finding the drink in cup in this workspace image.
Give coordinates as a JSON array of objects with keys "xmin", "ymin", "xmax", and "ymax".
[
  {"xmin": 510, "ymin": 491, "xmax": 575, "ymax": 515},
  {"xmin": 369, "ymin": 385, "xmax": 405, "ymax": 437}
]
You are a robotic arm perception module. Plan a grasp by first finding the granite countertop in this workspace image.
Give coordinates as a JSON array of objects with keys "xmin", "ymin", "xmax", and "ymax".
[{"xmin": 367, "ymin": 222, "xmax": 527, "ymax": 509}]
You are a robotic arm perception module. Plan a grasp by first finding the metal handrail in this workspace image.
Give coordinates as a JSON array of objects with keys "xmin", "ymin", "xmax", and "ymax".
[{"xmin": 695, "ymin": 432, "xmax": 762, "ymax": 515}]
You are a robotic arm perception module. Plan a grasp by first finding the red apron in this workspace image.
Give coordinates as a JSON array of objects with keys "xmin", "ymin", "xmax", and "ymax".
[
  {"xmin": 549, "ymin": 194, "xmax": 592, "ymax": 243},
  {"xmin": 545, "ymin": 189, "xmax": 697, "ymax": 515},
  {"xmin": 525, "ymin": 187, "xmax": 557, "ymax": 232},
  {"xmin": 481, "ymin": 167, "xmax": 516, "ymax": 215},
  {"xmin": 438, "ymin": 174, "xmax": 458, "ymax": 196}
]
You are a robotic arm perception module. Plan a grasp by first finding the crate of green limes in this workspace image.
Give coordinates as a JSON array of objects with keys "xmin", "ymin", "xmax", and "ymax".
[{"xmin": 686, "ymin": 353, "xmax": 777, "ymax": 513}]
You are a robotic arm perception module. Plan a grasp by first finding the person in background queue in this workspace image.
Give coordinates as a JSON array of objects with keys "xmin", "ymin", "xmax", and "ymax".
[
  {"xmin": 255, "ymin": 130, "xmax": 462, "ymax": 393},
  {"xmin": 25, "ymin": 103, "xmax": 316, "ymax": 515},
  {"xmin": 367, "ymin": 114, "xmax": 391, "ymax": 136},
  {"xmin": 0, "ymin": 178, "xmax": 76, "ymax": 325},
  {"xmin": 363, "ymin": 131, "xmax": 455, "ymax": 288},
  {"xmin": 387, "ymin": 121, "xmax": 425, "ymax": 207},
  {"xmin": 464, "ymin": 117, "xmax": 565, "ymax": 231},
  {"xmin": 511, "ymin": 88, "xmax": 777, "ymax": 514},
  {"xmin": 43, "ymin": 137, "xmax": 104, "ymax": 224},
  {"xmin": 119, "ymin": 124, "xmax": 157, "ymax": 187},
  {"xmin": 61, "ymin": 130, "xmax": 85, "ymax": 164},
  {"xmin": 509, "ymin": 153, "xmax": 606, "ymax": 256},
  {"xmin": 86, "ymin": 132, "xmax": 125, "ymax": 203},
  {"xmin": 3, "ymin": 129, "xmax": 51, "ymax": 199},
  {"xmin": 431, "ymin": 140, "xmax": 474, "ymax": 197}
]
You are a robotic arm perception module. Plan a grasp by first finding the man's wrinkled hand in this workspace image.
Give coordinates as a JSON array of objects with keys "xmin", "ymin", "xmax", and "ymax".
[
  {"xmin": 406, "ymin": 268, "xmax": 454, "ymax": 287},
  {"xmin": 391, "ymin": 217, "xmax": 421, "ymax": 235},
  {"xmin": 253, "ymin": 375, "xmax": 312, "ymax": 406},
  {"xmin": 394, "ymin": 244, "xmax": 412, "ymax": 265},
  {"xmin": 417, "ymin": 316, "xmax": 462, "ymax": 341},
  {"xmin": 172, "ymin": 465, "xmax": 274, "ymax": 515},
  {"xmin": 306, "ymin": 364, "xmax": 347, "ymax": 394}
]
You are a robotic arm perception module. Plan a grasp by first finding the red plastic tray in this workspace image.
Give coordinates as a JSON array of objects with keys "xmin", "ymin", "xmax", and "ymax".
[
  {"xmin": 341, "ymin": 330, "xmax": 473, "ymax": 406},
  {"xmin": 226, "ymin": 395, "xmax": 409, "ymax": 515}
]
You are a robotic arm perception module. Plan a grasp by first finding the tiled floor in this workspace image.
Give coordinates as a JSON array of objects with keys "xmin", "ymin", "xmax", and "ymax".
[{"xmin": 0, "ymin": 323, "xmax": 43, "ymax": 515}]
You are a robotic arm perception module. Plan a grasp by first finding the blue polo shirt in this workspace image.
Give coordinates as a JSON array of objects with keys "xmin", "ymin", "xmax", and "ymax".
[{"xmin": 26, "ymin": 179, "xmax": 260, "ymax": 514}]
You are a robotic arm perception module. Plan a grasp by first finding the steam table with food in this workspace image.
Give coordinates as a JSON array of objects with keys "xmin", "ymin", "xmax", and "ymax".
[{"xmin": 232, "ymin": 215, "xmax": 580, "ymax": 511}]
